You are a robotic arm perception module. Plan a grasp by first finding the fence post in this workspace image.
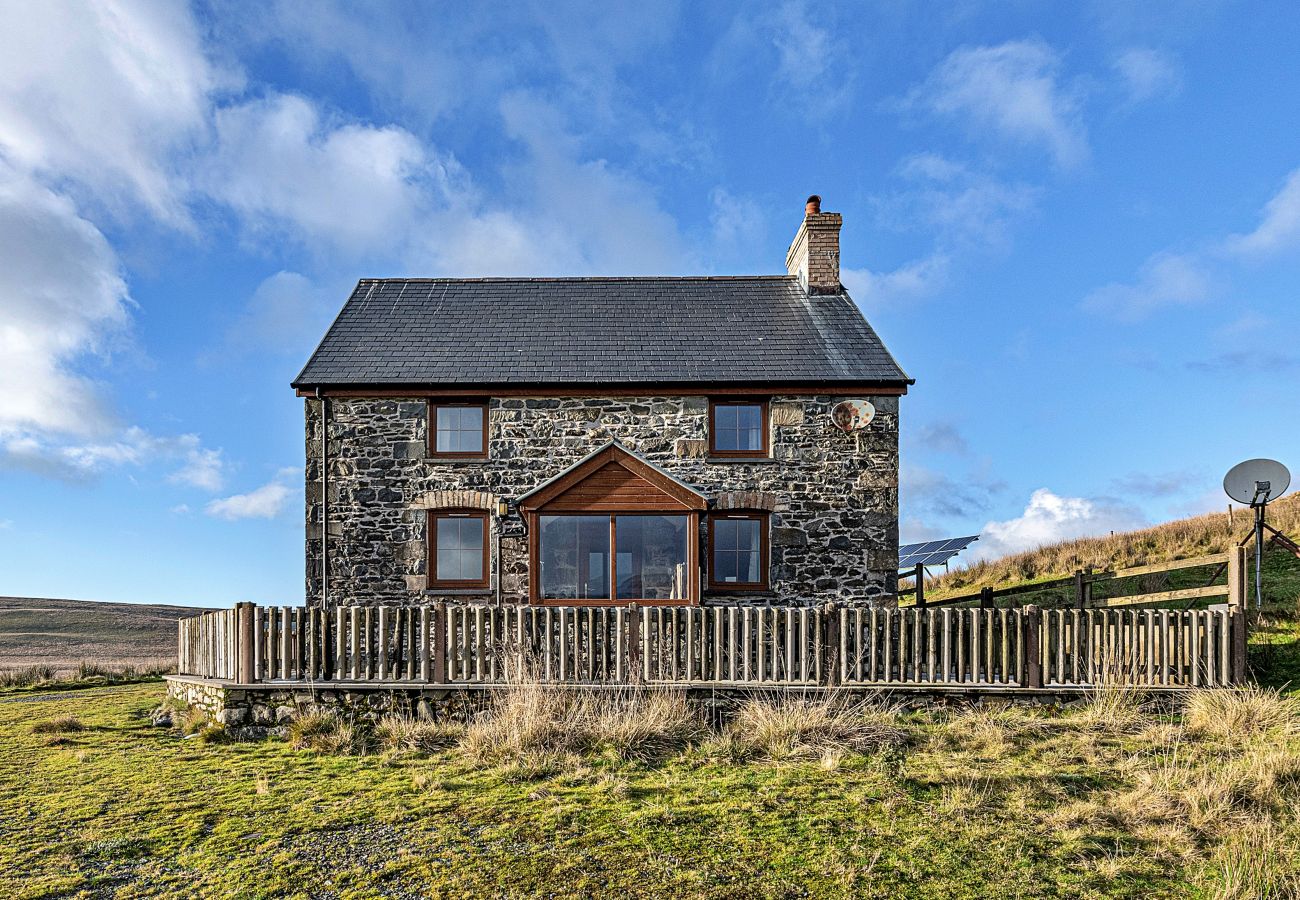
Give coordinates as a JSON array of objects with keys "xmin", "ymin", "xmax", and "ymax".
[
  {"xmin": 914, "ymin": 564, "xmax": 926, "ymax": 609},
  {"xmin": 1227, "ymin": 545, "xmax": 1247, "ymax": 611},
  {"xmin": 1074, "ymin": 570, "xmax": 1086, "ymax": 609},
  {"xmin": 627, "ymin": 603, "xmax": 642, "ymax": 683},
  {"xmin": 979, "ymin": 586, "xmax": 992, "ymax": 610},
  {"xmin": 1227, "ymin": 545, "xmax": 1249, "ymax": 684},
  {"xmin": 819, "ymin": 604, "xmax": 841, "ymax": 686},
  {"xmin": 1231, "ymin": 606, "xmax": 1248, "ymax": 684},
  {"xmin": 1025, "ymin": 604, "xmax": 1043, "ymax": 688},
  {"xmin": 433, "ymin": 602, "xmax": 447, "ymax": 684},
  {"xmin": 237, "ymin": 602, "xmax": 256, "ymax": 684}
]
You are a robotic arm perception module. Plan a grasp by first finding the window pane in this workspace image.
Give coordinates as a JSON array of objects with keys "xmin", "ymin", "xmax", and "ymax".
[
  {"xmin": 714, "ymin": 404, "xmax": 762, "ymax": 452},
  {"xmin": 614, "ymin": 515, "xmax": 688, "ymax": 601},
  {"xmin": 434, "ymin": 406, "xmax": 484, "ymax": 453},
  {"xmin": 713, "ymin": 518, "xmax": 762, "ymax": 585},
  {"xmin": 434, "ymin": 517, "xmax": 483, "ymax": 581},
  {"xmin": 539, "ymin": 515, "xmax": 609, "ymax": 600}
]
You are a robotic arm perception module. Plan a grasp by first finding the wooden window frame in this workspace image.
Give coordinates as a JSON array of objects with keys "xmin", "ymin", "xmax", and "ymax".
[
  {"xmin": 528, "ymin": 510, "xmax": 700, "ymax": 606},
  {"xmin": 706, "ymin": 512, "xmax": 770, "ymax": 592},
  {"xmin": 427, "ymin": 509, "xmax": 490, "ymax": 590},
  {"xmin": 427, "ymin": 400, "xmax": 489, "ymax": 459},
  {"xmin": 708, "ymin": 399, "xmax": 770, "ymax": 458}
]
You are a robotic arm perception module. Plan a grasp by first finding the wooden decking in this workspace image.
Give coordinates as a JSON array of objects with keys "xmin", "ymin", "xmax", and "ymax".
[{"xmin": 178, "ymin": 600, "xmax": 1247, "ymax": 692}]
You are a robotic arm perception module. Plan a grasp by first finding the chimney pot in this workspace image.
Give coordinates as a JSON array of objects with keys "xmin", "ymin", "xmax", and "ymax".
[{"xmin": 805, "ymin": 194, "xmax": 821, "ymax": 215}]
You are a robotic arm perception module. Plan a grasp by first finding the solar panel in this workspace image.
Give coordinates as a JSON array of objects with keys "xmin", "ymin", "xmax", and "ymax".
[{"xmin": 898, "ymin": 535, "xmax": 979, "ymax": 569}]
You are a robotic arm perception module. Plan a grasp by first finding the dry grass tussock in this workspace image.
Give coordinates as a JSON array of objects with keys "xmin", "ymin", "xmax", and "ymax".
[
  {"xmin": 927, "ymin": 491, "xmax": 1300, "ymax": 595},
  {"xmin": 1069, "ymin": 682, "xmax": 1150, "ymax": 733},
  {"xmin": 460, "ymin": 681, "xmax": 703, "ymax": 766},
  {"xmin": 0, "ymin": 661, "xmax": 171, "ymax": 688},
  {"xmin": 31, "ymin": 715, "xmax": 85, "ymax": 735},
  {"xmin": 374, "ymin": 713, "xmax": 463, "ymax": 755},
  {"xmin": 1050, "ymin": 723, "xmax": 1300, "ymax": 851},
  {"xmin": 1185, "ymin": 685, "xmax": 1300, "ymax": 740},
  {"xmin": 288, "ymin": 711, "xmax": 372, "ymax": 755},
  {"xmin": 716, "ymin": 692, "xmax": 906, "ymax": 762},
  {"xmin": 929, "ymin": 703, "xmax": 1053, "ymax": 756},
  {"xmin": 1209, "ymin": 822, "xmax": 1300, "ymax": 900}
]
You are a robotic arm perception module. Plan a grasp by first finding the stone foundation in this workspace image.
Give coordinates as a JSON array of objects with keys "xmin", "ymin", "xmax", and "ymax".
[
  {"xmin": 168, "ymin": 675, "xmax": 1157, "ymax": 740},
  {"xmin": 166, "ymin": 676, "xmax": 490, "ymax": 739}
]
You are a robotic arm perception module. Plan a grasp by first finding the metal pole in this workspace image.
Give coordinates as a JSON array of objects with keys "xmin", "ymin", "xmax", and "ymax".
[
  {"xmin": 317, "ymin": 389, "xmax": 329, "ymax": 610},
  {"xmin": 1254, "ymin": 502, "xmax": 1265, "ymax": 610}
]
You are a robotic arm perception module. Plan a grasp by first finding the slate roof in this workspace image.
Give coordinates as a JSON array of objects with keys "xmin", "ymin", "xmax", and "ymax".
[{"xmin": 292, "ymin": 276, "xmax": 911, "ymax": 389}]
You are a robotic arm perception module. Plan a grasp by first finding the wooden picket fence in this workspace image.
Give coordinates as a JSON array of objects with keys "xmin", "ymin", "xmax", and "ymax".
[{"xmin": 178, "ymin": 600, "xmax": 1248, "ymax": 691}]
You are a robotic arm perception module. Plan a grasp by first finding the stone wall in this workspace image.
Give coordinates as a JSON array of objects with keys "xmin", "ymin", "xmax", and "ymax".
[
  {"xmin": 304, "ymin": 394, "xmax": 899, "ymax": 609},
  {"xmin": 165, "ymin": 677, "xmax": 487, "ymax": 739}
]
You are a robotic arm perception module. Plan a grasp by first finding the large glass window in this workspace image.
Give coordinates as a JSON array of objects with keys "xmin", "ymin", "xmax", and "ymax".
[
  {"xmin": 538, "ymin": 515, "xmax": 610, "ymax": 601},
  {"xmin": 431, "ymin": 403, "xmax": 486, "ymax": 457},
  {"xmin": 429, "ymin": 511, "xmax": 488, "ymax": 587},
  {"xmin": 614, "ymin": 515, "xmax": 689, "ymax": 601},
  {"xmin": 708, "ymin": 513, "xmax": 768, "ymax": 590},
  {"xmin": 709, "ymin": 401, "xmax": 767, "ymax": 456},
  {"xmin": 538, "ymin": 513, "xmax": 691, "ymax": 602}
]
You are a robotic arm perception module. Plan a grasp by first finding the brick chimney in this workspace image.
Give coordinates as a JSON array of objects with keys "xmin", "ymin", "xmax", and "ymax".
[{"xmin": 785, "ymin": 194, "xmax": 842, "ymax": 294}]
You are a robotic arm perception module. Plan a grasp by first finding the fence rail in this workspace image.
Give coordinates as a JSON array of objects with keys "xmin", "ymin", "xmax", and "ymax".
[
  {"xmin": 908, "ymin": 546, "xmax": 1248, "ymax": 612},
  {"xmin": 178, "ymin": 598, "xmax": 1248, "ymax": 691}
]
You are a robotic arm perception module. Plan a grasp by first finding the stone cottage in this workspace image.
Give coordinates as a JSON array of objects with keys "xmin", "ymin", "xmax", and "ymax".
[{"xmin": 292, "ymin": 196, "xmax": 911, "ymax": 610}]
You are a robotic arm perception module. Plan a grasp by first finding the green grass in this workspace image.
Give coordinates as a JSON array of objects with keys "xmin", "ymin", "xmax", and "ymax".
[
  {"xmin": 3, "ymin": 540, "xmax": 1299, "ymax": 897},
  {"xmin": 4, "ymin": 660, "xmax": 1300, "ymax": 898}
]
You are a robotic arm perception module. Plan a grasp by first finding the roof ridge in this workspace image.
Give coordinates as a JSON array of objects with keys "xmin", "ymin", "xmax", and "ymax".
[{"xmin": 354, "ymin": 275, "xmax": 798, "ymax": 284}]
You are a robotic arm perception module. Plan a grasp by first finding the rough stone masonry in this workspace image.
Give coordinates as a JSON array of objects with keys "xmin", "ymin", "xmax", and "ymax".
[{"xmin": 304, "ymin": 393, "xmax": 899, "ymax": 609}]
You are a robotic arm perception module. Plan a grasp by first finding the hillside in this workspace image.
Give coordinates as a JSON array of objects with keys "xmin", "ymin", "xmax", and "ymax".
[
  {"xmin": 925, "ymin": 492, "xmax": 1300, "ymax": 598},
  {"xmin": 0, "ymin": 596, "xmax": 208, "ymax": 677}
]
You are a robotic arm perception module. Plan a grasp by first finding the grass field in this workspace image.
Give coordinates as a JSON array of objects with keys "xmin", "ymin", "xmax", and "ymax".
[
  {"xmin": 3, "ymin": 521, "xmax": 1299, "ymax": 897},
  {"xmin": 0, "ymin": 596, "xmax": 206, "ymax": 681}
]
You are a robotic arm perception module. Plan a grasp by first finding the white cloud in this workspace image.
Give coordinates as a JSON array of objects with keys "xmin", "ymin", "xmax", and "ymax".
[
  {"xmin": 1, "ymin": 426, "xmax": 220, "ymax": 483},
  {"xmin": 0, "ymin": 164, "xmax": 130, "ymax": 440},
  {"xmin": 419, "ymin": 92, "xmax": 693, "ymax": 276},
  {"xmin": 842, "ymin": 255, "xmax": 950, "ymax": 308},
  {"xmin": 219, "ymin": 271, "xmax": 338, "ymax": 358},
  {"xmin": 206, "ymin": 469, "xmax": 297, "ymax": 520},
  {"xmin": 709, "ymin": 187, "xmax": 765, "ymax": 252},
  {"xmin": 1112, "ymin": 47, "xmax": 1182, "ymax": 105},
  {"xmin": 203, "ymin": 94, "xmax": 456, "ymax": 257},
  {"xmin": 1224, "ymin": 167, "xmax": 1300, "ymax": 258},
  {"xmin": 901, "ymin": 461, "xmax": 1005, "ymax": 522},
  {"xmin": 969, "ymin": 488, "xmax": 1147, "ymax": 562},
  {"xmin": 1082, "ymin": 251, "xmax": 1211, "ymax": 320},
  {"xmin": 906, "ymin": 39, "xmax": 1087, "ymax": 168},
  {"xmin": 167, "ymin": 447, "xmax": 226, "ymax": 491},
  {"xmin": 0, "ymin": 0, "xmax": 228, "ymax": 223},
  {"xmin": 769, "ymin": 0, "xmax": 851, "ymax": 115},
  {"xmin": 884, "ymin": 152, "xmax": 1040, "ymax": 251}
]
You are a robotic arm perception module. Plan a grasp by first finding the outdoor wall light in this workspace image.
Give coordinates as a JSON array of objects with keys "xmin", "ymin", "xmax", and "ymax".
[{"xmin": 496, "ymin": 498, "xmax": 510, "ymax": 518}]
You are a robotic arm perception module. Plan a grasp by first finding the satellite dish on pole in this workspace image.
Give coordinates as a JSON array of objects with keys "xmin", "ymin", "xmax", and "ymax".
[
  {"xmin": 1223, "ymin": 458, "xmax": 1291, "ymax": 506},
  {"xmin": 1223, "ymin": 458, "xmax": 1291, "ymax": 609}
]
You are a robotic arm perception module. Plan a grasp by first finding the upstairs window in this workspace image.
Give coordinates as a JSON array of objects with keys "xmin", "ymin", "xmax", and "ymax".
[
  {"xmin": 428, "ymin": 510, "xmax": 489, "ymax": 588},
  {"xmin": 708, "ymin": 512, "xmax": 770, "ymax": 591},
  {"xmin": 429, "ymin": 402, "xmax": 487, "ymax": 458},
  {"xmin": 709, "ymin": 400, "xmax": 769, "ymax": 457}
]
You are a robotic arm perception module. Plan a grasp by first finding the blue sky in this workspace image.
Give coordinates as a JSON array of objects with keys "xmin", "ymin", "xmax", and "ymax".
[{"xmin": 1, "ymin": 1, "xmax": 1298, "ymax": 607}]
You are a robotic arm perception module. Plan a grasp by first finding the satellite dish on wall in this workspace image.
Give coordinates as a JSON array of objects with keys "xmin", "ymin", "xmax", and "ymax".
[
  {"xmin": 831, "ymin": 399, "xmax": 875, "ymax": 433},
  {"xmin": 1223, "ymin": 457, "xmax": 1291, "ymax": 609},
  {"xmin": 1223, "ymin": 458, "xmax": 1291, "ymax": 506}
]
